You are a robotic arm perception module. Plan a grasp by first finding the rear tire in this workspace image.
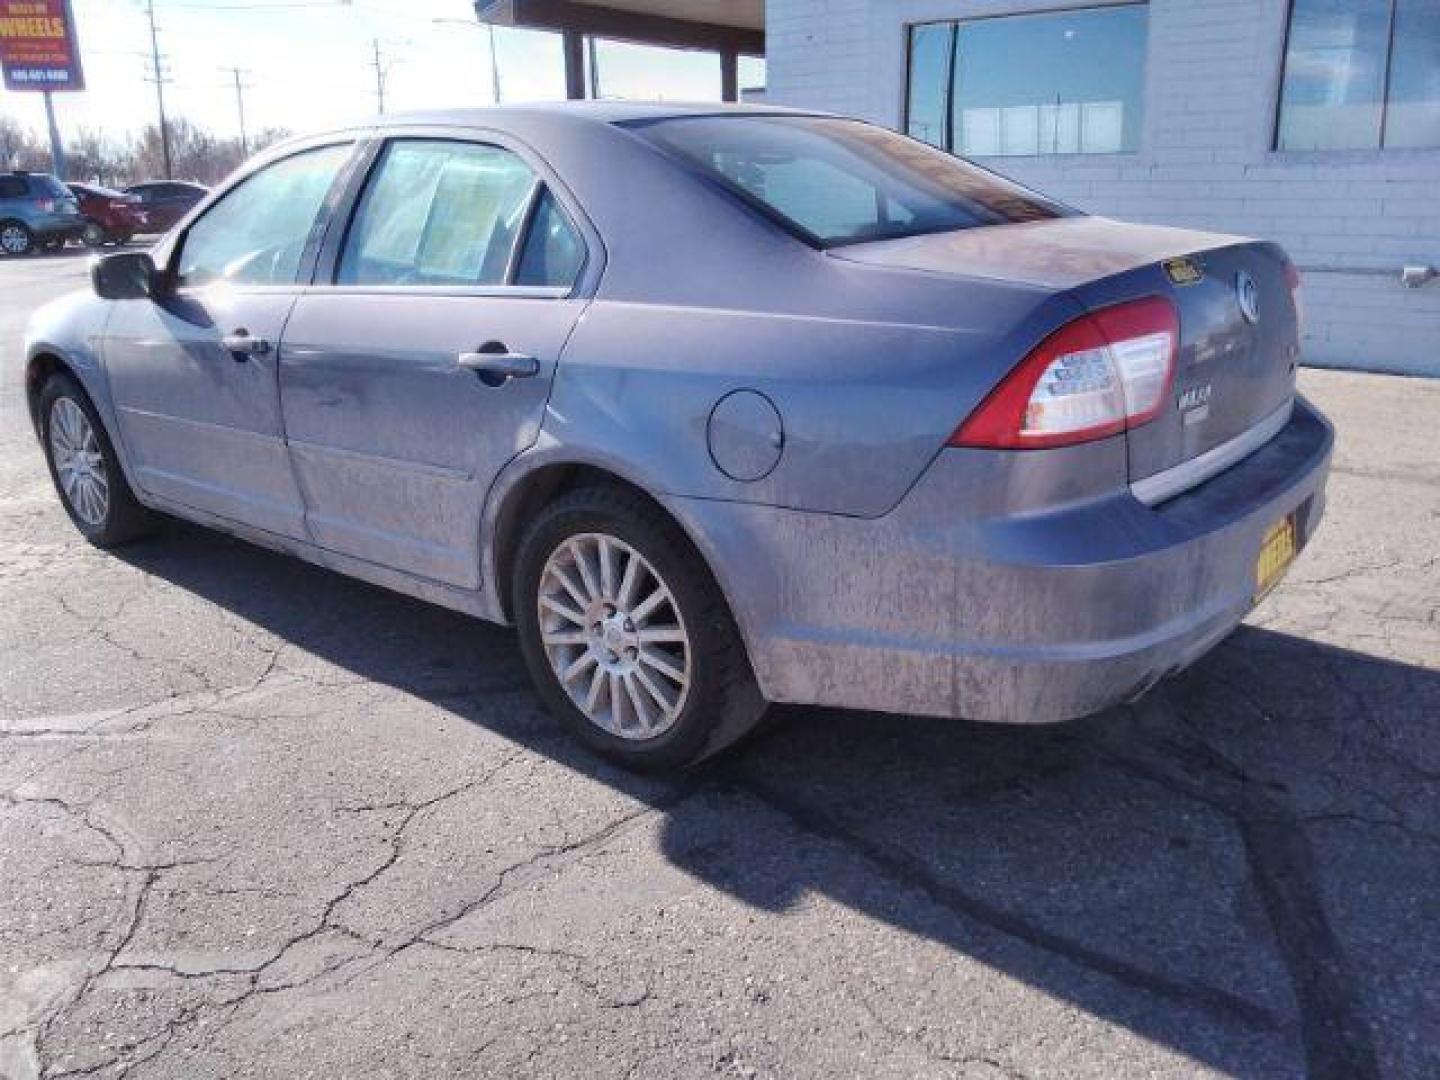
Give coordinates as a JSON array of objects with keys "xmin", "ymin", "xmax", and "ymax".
[
  {"xmin": 513, "ymin": 485, "xmax": 766, "ymax": 771},
  {"xmin": 39, "ymin": 373, "xmax": 156, "ymax": 547},
  {"xmin": 81, "ymin": 221, "xmax": 106, "ymax": 248},
  {"xmin": 1, "ymin": 220, "xmax": 33, "ymax": 255}
]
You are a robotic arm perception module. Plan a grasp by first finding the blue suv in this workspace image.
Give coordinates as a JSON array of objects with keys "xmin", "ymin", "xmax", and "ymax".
[{"xmin": 0, "ymin": 172, "xmax": 84, "ymax": 256}]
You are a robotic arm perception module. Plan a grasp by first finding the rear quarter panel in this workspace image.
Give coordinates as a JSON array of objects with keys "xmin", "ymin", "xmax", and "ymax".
[{"xmin": 549, "ymin": 275, "xmax": 1084, "ymax": 518}]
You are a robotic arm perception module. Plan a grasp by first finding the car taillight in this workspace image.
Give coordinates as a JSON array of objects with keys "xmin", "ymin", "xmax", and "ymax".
[
  {"xmin": 37, "ymin": 198, "xmax": 55, "ymax": 212},
  {"xmin": 950, "ymin": 296, "xmax": 1179, "ymax": 450}
]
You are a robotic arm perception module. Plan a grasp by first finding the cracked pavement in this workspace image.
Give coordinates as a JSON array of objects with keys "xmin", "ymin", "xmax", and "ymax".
[{"xmin": 2, "ymin": 252, "xmax": 1437, "ymax": 1079}]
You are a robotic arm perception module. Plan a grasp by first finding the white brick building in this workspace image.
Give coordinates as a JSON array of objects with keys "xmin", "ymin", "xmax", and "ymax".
[{"xmin": 764, "ymin": 0, "xmax": 1439, "ymax": 376}]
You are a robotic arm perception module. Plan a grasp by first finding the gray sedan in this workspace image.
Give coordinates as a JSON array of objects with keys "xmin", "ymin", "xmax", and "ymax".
[{"xmin": 23, "ymin": 104, "xmax": 1332, "ymax": 769}]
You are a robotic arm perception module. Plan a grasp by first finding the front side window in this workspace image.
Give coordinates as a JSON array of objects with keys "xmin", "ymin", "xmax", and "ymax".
[
  {"xmin": 176, "ymin": 144, "xmax": 351, "ymax": 287},
  {"xmin": 1277, "ymin": 0, "xmax": 1440, "ymax": 150},
  {"xmin": 906, "ymin": 5, "xmax": 1148, "ymax": 157},
  {"xmin": 337, "ymin": 140, "xmax": 537, "ymax": 287},
  {"xmin": 633, "ymin": 115, "xmax": 1068, "ymax": 247}
]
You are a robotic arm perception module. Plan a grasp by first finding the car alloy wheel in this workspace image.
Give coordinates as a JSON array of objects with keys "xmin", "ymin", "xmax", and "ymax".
[
  {"xmin": 81, "ymin": 221, "xmax": 106, "ymax": 247},
  {"xmin": 40, "ymin": 375, "xmax": 155, "ymax": 547},
  {"xmin": 537, "ymin": 532, "xmax": 691, "ymax": 739},
  {"xmin": 48, "ymin": 397, "xmax": 110, "ymax": 526},
  {"xmin": 1, "ymin": 222, "xmax": 32, "ymax": 255}
]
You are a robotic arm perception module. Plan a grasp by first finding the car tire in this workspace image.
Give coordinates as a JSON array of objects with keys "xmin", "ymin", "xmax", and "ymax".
[
  {"xmin": 513, "ymin": 485, "xmax": 767, "ymax": 771},
  {"xmin": 0, "ymin": 220, "xmax": 33, "ymax": 256},
  {"xmin": 39, "ymin": 373, "xmax": 156, "ymax": 547},
  {"xmin": 81, "ymin": 221, "xmax": 106, "ymax": 248}
]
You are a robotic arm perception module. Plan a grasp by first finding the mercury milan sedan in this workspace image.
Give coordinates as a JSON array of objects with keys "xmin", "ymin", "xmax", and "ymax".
[{"xmin": 24, "ymin": 104, "xmax": 1333, "ymax": 769}]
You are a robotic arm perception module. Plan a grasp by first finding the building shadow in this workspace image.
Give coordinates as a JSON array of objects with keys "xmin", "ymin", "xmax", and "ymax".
[{"xmin": 110, "ymin": 518, "xmax": 1435, "ymax": 1078}]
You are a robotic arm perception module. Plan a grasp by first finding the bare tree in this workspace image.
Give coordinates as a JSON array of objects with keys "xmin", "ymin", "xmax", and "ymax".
[
  {"xmin": 2, "ymin": 115, "xmax": 294, "ymax": 186},
  {"xmin": 0, "ymin": 116, "xmax": 49, "ymax": 172}
]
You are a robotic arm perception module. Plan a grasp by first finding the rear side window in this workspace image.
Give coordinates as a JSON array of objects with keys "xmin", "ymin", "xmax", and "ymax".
[
  {"xmin": 177, "ymin": 143, "xmax": 351, "ymax": 287},
  {"xmin": 36, "ymin": 175, "xmax": 70, "ymax": 198},
  {"xmin": 0, "ymin": 177, "xmax": 26, "ymax": 198},
  {"xmin": 631, "ymin": 115, "xmax": 1069, "ymax": 247},
  {"xmin": 515, "ymin": 190, "xmax": 584, "ymax": 288},
  {"xmin": 337, "ymin": 140, "xmax": 537, "ymax": 287}
]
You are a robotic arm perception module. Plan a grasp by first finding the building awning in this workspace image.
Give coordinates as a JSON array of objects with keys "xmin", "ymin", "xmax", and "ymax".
[
  {"xmin": 475, "ymin": 1, "xmax": 764, "ymax": 56},
  {"xmin": 475, "ymin": 0, "xmax": 764, "ymax": 101}
]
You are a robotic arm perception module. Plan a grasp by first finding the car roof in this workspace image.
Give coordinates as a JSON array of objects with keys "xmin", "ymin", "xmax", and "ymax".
[
  {"xmin": 281, "ymin": 101, "xmax": 831, "ymax": 146},
  {"xmin": 369, "ymin": 100, "xmax": 826, "ymax": 126}
]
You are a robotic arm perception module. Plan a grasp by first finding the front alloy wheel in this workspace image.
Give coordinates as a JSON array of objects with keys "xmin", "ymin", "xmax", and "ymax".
[
  {"xmin": 49, "ymin": 397, "xmax": 109, "ymax": 526},
  {"xmin": 39, "ymin": 374, "xmax": 155, "ymax": 546}
]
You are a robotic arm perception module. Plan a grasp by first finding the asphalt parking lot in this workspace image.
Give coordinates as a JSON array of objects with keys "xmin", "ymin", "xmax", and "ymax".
[{"xmin": 1, "ymin": 249, "xmax": 1436, "ymax": 1080}]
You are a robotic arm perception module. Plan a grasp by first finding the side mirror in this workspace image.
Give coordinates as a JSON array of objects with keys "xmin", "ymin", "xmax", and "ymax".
[{"xmin": 91, "ymin": 251, "xmax": 159, "ymax": 301}]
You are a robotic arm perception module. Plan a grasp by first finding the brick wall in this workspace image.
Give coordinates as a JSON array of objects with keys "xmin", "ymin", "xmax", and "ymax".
[{"xmin": 764, "ymin": 0, "xmax": 1440, "ymax": 376}]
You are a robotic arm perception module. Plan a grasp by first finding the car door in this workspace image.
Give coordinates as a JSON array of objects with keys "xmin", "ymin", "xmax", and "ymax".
[
  {"xmin": 103, "ymin": 141, "xmax": 357, "ymax": 539},
  {"xmin": 279, "ymin": 135, "xmax": 592, "ymax": 589}
]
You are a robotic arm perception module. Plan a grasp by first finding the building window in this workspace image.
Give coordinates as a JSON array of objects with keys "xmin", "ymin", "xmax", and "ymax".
[
  {"xmin": 905, "ymin": 5, "xmax": 1149, "ymax": 158},
  {"xmin": 1277, "ymin": 0, "xmax": 1440, "ymax": 150}
]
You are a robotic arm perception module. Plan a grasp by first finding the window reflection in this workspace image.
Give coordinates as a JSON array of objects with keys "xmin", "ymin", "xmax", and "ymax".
[
  {"xmin": 905, "ymin": 5, "xmax": 1148, "ymax": 158},
  {"xmin": 1277, "ymin": 0, "xmax": 1440, "ymax": 150}
]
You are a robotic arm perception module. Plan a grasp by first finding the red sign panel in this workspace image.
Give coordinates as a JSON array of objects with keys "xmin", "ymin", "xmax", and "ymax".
[{"xmin": 0, "ymin": 0, "xmax": 84, "ymax": 92}]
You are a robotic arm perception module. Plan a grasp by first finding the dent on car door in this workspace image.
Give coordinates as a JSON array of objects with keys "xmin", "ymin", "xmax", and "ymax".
[
  {"xmin": 279, "ymin": 137, "xmax": 590, "ymax": 590},
  {"xmin": 102, "ymin": 142, "xmax": 355, "ymax": 538}
]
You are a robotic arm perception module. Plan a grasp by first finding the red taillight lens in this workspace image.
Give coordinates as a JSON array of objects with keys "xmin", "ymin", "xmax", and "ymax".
[
  {"xmin": 950, "ymin": 296, "xmax": 1179, "ymax": 450},
  {"xmin": 37, "ymin": 198, "xmax": 55, "ymax": 212}
]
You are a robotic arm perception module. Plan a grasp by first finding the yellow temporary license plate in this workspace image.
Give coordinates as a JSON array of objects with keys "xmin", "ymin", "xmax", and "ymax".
[{"xmin": 1255, "ymin": 514, "xmax": 1298, "ymax": 601}]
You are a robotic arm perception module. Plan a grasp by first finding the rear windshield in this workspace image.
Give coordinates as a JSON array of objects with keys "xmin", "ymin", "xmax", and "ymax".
[
  {"xmin": 34, "ymin": 175, "xmax": 71, "ymax": 198},
  {"xmin": 628, "ymin": 115, "xmax": 1070, "ymax": 248}
]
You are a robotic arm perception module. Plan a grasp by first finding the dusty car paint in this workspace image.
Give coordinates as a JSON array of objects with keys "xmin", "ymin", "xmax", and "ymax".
[{"xmin": 25, "ymin": 103, "xmax": 1332, "ymax": 726}]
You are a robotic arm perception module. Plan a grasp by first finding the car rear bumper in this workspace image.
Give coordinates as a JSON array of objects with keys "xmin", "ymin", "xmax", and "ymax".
[
  {"xmin": 673, "ymin": 396, "xmax": 1334, "ymax": 723},
  {"xmin": 31, "ymin": 214, "xmax": 86, "ymax": 240}
]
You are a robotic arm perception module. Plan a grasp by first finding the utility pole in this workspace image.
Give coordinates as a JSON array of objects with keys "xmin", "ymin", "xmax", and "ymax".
[
  {"xmin": 42, "ymin": 92, "xmax": 66, "ymax": 179},
  {"xmin": 371, "ymin": 38, "xmax": 386, "ymax": 114},
  {"xmin": 226, "ymin": 67, "xmax": 251, "ymax": 156},
  {"xmin": 586, "ymin": 34, "xmax": 599, "ymax": 99},
  {"xmin": 487, "ymin": 22, "xmax": 502, "ymax": 104},
  {"xmin": 143, "ymin": 0, "xmax": 173, "ymax": 179}
]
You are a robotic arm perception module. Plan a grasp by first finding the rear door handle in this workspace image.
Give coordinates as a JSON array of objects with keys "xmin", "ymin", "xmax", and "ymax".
[
  {"xmin": 221, "ymin": 330, "xmax": 271, "ymax": 357},
  {"xmin": 456, "ymin": 345, "xmax": 539, "ymax": 382}
]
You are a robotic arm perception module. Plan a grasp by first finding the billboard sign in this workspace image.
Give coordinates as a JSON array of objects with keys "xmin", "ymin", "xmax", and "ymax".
[{"xmin": 0, "ymin": 0, "xmax": 84, "ymax": 93}]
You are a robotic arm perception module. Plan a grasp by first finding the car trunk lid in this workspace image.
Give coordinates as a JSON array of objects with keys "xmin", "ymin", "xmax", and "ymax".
[{"xmin": 832, "ymin": 216, "xmax": 1300, "ymax": 492}]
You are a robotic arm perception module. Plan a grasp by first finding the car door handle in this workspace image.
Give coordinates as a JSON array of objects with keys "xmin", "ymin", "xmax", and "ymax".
[
  {"xmin": 221, "ymin": 330, "xmax": 271, "ymax": 357},
  {"xmin": 456, "ymin": 346, "xmax": 539, "ymax": 382}
]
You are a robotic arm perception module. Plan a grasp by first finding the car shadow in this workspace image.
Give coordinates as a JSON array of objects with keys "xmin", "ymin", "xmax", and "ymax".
[{"xmin": 110, "ymin": 517, "xmax": 1434, "ymax": 1077}]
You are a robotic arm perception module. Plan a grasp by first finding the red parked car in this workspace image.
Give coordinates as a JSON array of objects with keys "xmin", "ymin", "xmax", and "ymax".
[
  {"xmin": 122, "ymin": 180, "xmax": 208, "ymax": 234},
  {"xmin": 67, "ymin": 183, "xmax": 144, "ymax": 247}
]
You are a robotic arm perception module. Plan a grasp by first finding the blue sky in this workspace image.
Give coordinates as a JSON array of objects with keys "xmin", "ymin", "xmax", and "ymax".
[{"xmin": 0, "ymin": 0, "xmax": 759, "ymax": 144}]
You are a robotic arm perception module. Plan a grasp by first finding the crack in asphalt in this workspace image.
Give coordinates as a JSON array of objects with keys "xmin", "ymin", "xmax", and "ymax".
[
  {"xmin": 1095, "ymin": 696, "xmax": 1381, "ymax": 1080},
  {"xmin": 17, "ymin": 763, "xmax": 701, "ymax": 1077}
]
